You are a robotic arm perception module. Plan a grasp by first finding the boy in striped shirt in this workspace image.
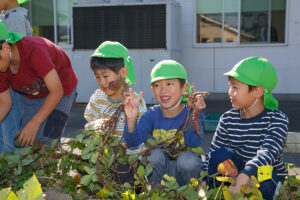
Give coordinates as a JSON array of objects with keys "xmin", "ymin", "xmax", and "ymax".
[
  {"xmin": 203, "ymin": 57, "xmax": 288, "ymax": 200},
  {"xmin": 84, "ymin": 41, "xmax": 147, "ymax": 184}
]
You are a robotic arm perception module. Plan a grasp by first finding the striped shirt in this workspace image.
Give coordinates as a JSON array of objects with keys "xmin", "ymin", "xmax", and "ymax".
[
  {"xmin": 203, "ymin": 108, "xmax": 289, "ymax": 180},
  {"xmin": 84, "ymin": 89, "xmax": 147, "ymax": 154}
]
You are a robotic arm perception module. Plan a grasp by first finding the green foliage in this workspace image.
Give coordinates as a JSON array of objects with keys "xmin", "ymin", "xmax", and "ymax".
[
  {"xmin": 0, "ymin": 174, "xmax": 44, "ymax": 200},
  {"xmin": 1, "ymin": 132, "xmax": 300, "ymax": 199}
]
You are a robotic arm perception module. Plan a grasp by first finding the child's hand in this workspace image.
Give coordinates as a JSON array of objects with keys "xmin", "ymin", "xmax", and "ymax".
[
  {"xmin": 195, "ymin": 95, "xmax": 206, "ymax": 111},
  {"xmin": 229, "ymin": 173, "xmax": 250, "ymax": 193},
  {"xmin": 123, "ymin": 88, "xmax": 143, "ymax": 123}
]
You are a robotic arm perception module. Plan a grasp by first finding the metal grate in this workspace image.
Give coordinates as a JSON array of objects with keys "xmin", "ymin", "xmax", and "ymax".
[{"xmin": 73, "ymin": 4, "xmax": 166, "ymax": 49}]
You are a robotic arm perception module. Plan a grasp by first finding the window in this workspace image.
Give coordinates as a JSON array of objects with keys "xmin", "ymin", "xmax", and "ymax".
[
  {"xmin": 22, "ymin": 0, "xmax": 77, "ymax": 45},
  {"xmin": 73, "ymin": 4, "xmax": 166, "ymax": 49},
  {"xmin": 196, "ymin": 0, "xmax": 286, "ymax": 45},
  {"xmin": 29, "ymin": 0, "xmax": 54, "ymax": 41},
  {"xmin": 56, "ymin": 0, "xmax": 78, "ymax": 45}
]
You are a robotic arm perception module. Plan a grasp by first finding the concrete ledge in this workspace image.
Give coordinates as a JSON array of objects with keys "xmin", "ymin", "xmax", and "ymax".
[{"xmin": 283, "ymin": 132, "xmax": 300, "ymax": 153}]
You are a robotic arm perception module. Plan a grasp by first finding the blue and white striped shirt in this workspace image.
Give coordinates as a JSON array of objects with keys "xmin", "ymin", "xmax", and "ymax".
[{"xmin": 203, "ymin": 108, "xmax": 289, "ymax": 180}]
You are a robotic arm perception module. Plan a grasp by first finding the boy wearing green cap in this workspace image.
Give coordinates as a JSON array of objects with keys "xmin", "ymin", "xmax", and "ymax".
[
  {"xmin": 123, "ymin": 60, "xmax": 206, "ymax": 186},
  {"xmin": 84, "ymin": 41, "xmax": 147, "ymax": 183},
  {"xmin": 0, "ymin": 0, "xmax": 32, "ymax": 153},
  {"xmin": 0, "ymin": 22, "xmax": 77, "ymax": 151},
  {"xmin": 202, "ymin": 57, "xmax": 288, "ymax": 200}
]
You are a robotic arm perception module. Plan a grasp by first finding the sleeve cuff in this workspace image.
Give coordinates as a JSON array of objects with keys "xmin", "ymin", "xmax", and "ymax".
[{"xmin": 240, "ymin": 165, "xmax": 257, "ymax": 178}]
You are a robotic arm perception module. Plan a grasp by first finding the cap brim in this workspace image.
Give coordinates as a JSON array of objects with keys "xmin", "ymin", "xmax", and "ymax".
[
  {"xmin": 224, "ymin": 70, "xmax": 258, "ymax": 86},
  {"xmin": 89, "ymin": 52, "xmax": 124, "ymax": 59},
  {"xmin": 149, "ymin": 76, "xmax": 179, "ymax": 86}
]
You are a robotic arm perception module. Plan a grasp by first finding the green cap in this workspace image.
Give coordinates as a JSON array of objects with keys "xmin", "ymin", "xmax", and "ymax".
[
  {"xmin": 150, "ymin": 60, "xmax": 191, "ymax": 101},
  {"xmin": 17, "ymin": 0, "xmax": 31, "ymax": 4},
  {"xmin": 89, "ymin": 41, "xmax": 135, "ymax": 85},
  {"xmin": 0, "ymin": 22, "xmax": 24, "ymax": 44},
  {"xmin": 224, "ymin": 56, "xmax": 278, "ymax": 110}
]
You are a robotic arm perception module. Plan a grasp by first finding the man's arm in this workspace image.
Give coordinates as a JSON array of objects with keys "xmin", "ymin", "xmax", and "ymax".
[{"xmin": 0, "ymin": 89, "xmax": 12, "ymax": 122}]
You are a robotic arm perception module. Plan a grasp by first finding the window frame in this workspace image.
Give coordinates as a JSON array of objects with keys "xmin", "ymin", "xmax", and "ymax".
[{"xmin": 193, "ymin": 0, "xmax": 289, "ymax": 48}]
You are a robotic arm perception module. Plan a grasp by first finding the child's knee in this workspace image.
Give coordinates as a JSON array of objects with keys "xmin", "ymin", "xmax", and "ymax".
[
  {"xmin": 259, "ymin": 180, "xmax": 280, "ymax": 200},
  {"xmin": 147, "ymin": 148, "xmax": 166, "ymax": 165},
  {"xmin": 177, "ymin": 151, "xmax": 202, "ymax": 171},
  {"xmin": 43, "ymin": 109, "xmax": 68, "ymax": 142}
]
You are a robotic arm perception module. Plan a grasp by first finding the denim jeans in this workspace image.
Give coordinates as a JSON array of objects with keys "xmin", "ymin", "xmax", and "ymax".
[
  {"xmin": 0, "ymin": 89, "xmax": 22, "ymax": 153},
  {"xmin": 19, "ymin": 88, "xmax": 77, "ymax": 145},
  {"xmin": 0, "ymin": 88, "xmax": 77, "ymax": 153},
  {"xmin": 147, "ymin": 148, "xmax": 202, "ymax": 186},
  {"xmin": 207, "ymin": 147, "xmax": 283, "ymax": 200}
]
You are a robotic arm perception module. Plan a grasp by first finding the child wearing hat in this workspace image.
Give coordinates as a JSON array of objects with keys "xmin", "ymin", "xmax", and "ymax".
[
  {"xmin": 202, "ymin": 57, "xmax": 288, "ymax": 200},
  {"xmin": 84, "ymin": 41, "xmax": 147, "ymax": 183},
  {"xmin": 0, "ymin": 0, "xmax": 32, "ymax": 153},
  {"xmin": 0, "ymin": 22, "xmax": 77, "ymax": 150},
  {"xmin": 0, "ymin": 0, "xmax": 32, "ymax": 36},
  {"xmin": 123, "ymin": 60, "xmax": 206, "ymax": 186}
]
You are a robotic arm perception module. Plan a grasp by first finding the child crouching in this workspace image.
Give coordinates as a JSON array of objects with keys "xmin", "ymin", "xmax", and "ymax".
[{"xmin": 123, "ymin": 60, "xmax": 206, "ymax": 186}]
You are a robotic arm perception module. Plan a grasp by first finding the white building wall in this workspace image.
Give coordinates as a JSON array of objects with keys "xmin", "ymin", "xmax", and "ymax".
[
  {"xmin": 66, "ymin": 0, "xmax": 181, "ymax": 103},
  {"xmin": 178, "ymin": 0, "xmax": 300, "ymax": 97},
  {"xmin": 63, "ymin": 0, "xmax": 300, "ymax": 103}
]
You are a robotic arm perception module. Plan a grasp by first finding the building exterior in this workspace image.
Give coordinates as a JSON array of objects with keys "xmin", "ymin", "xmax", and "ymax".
[{"xmin": 23, "ymin": 0, "xmax": 300, "ymax": 103}]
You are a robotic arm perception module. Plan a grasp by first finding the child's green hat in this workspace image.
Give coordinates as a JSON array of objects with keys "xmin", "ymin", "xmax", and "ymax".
[
  {"xmin": 89, "ymin": 41, "xmax": 135, "ymax": 85},
  {"xmin": 224, "ymin": 56, "xmax": 278, "ymax": 110},
  {"xmin": 17, "ymin": 0, "xmax": 31, "ymax": 4},
  {"xmin": 150, "ymin": 60, "xmax": 187, "ymax": 84},
  {"xmin": 0, "ymin": 22, "xmax": 24, "ymax": 44},
  {"xmin": 150, "ymin": 60, "xmax": 191, "ymax": 101}
]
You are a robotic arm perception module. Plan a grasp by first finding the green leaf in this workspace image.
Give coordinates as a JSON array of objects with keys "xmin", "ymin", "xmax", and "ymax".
[
  {"xmin": 5, "ymin": 154, "xmax": 21, "ymax": 166},
  {"xmin": 137, "ymin": 165, "xmax": 145, "ymax": 177},
  {"xmin": 16, "ymin": 146, "xmax": 32, "ymax": 157},
  {"xmin": 81, "ymin": 152, "xmax": 92, "ymax": 160},
  {"xmin": 128, "ymin": 154, "xmax": 137, "ymax": 164},
  {"xmin": 178, "ymin": 185, "xmax": 199, "ymax": 200},
  {"xmin": 285, "ymin": 163, "xmax": 294, "ymax": 170},
  {"xmin": 81, "ymin": 144, "xmax": 95, "ymax": 155},
  {"xmin": 83, "ymin": 166, "xmax": 96, "ymax": 175},
  {"xmin": 17, "ymin": 163, "xmax": 22, "ymax": 175},
  {"xmin": 122, "ymin": 182, "xmax": 132, "ymax": 189},
  {"xmin": 80, "ymin": 174, "xmax": 93, "ymax": 186},
  {"xmin": 16, "ymin": 189, "xmax": 26, "ymax": 200},
  {"xmin": 0, "ymin": 162, "xmax": 8, "ymax": 176},
  {"xmin": 90, "ymin": 152, "xmax": 98, "ymax": 164},
  {"xmin": 288, "ymin": 175, "xmax": 300, "ymax": 187},
  {"xmin": 76, "ymin": 134, "xmax": 84, "ymax": 141},
  {"xmin": 145, "ymin": 164, "xmax": 153, "ymax": 177},
  {"xmin": 178, "ymin": 185, "xmax": 188, "ymax": 191},
  {"xmin": 92, "ymin": 174, "xmax": 98, "ymax": 182},
  {"xmin": 134, "ymin": 180, "xmax": 141, "ymax": 186},
  {"xmin": 107, "ymin": 154, "xmax": 115, "ymax": 168},
  {"xmin": 0, "ymin": 188, "xmax": 11, "ymax": 200},
  {"xmin": 109, "ymin": 138, "xmax": 120, "ymax": 147},
  {"xmin": 189, "ymin": 146, "xmax": 205, "ymax": 156},
  {"xmin": 146, "ymin": 138, "xmax": 156, "ymax": 146},
  {"xmin": 50, "ymin": 138, "xmax": 59, "ymax": 149},
  {"xmin": 18, "ymin": 174, "xmax": 44, "ymax": 200},
  {"xmin": 21, "ymin": 158, "xmax": 35, "ymax": 166}
]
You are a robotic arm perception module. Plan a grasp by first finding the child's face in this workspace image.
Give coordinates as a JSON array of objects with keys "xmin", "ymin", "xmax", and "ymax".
[
  {"xmin": 228, "ymin": 78, "xmax": 257, "ymax": 110},
  {"xmin": 93, "ymin": 68, "xmax": 123, "ymax": 100},
  {"xmin": 152, "ymin": 78, "xmax": 187, "ymax": 111}
]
